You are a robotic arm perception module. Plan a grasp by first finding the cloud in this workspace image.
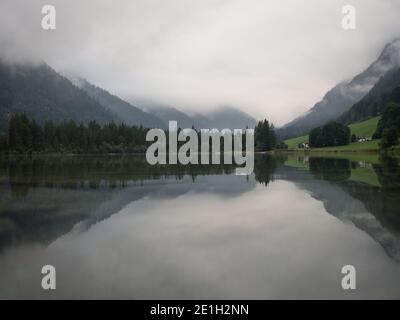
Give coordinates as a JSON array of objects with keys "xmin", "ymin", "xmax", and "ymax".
[{"xmin": 1, "ymin": 0, "xmax": 400, "ymax": 125}]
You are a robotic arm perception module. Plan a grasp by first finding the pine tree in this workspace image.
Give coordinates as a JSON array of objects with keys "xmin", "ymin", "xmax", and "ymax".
[
  {"xmin": 254, "ymin": 119, "xmax": 277, "ymax": 151},
  {"xmin": 381, "ymin": 127, "xmax": 399, "ymax": 149}
]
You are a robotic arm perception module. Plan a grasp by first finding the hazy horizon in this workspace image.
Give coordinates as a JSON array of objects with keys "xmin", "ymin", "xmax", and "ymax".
[{"xmin": 1, "ymin": 0, "xmax": 400, "ymax": 125}]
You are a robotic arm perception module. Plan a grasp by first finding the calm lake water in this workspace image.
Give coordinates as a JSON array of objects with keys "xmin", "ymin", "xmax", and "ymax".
[{"xmin": 1, "ymin": 154, "xmax": 400, "ymax": 299}]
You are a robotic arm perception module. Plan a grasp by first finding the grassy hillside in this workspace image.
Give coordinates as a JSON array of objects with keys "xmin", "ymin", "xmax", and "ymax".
[
  {"xmin": 284, "ymin": 134, "xmax": 309, "ymax": 150},
  {"xmin": 284, "ymin": 116, "xmax": 380, "ymax": 151},
  {"xmin": 348, "ymin": 116, "xmax": 380, "ymax": 137}
]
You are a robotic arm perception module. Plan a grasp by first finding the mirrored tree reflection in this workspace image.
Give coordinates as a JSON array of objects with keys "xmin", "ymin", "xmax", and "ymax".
[
  {"xmin": 281, "ymin": 154, "xmax": 400, "ymax": 261},
  {"xmin": 309, "ymin": 157, "xmax": 351, "ymax": 181},
  {"xmin": 1, "ymin": 153, "xmax": 400, "ymax": 262}
]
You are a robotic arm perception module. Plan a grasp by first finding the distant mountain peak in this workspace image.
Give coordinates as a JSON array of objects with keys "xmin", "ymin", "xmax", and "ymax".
[
  {"xmin": 377, "ymin": 38, "xmax": 400, "ymax": 66},
  {"xmin": 138, "ymin": 103, "xmax": 257, "ymax": 130}
]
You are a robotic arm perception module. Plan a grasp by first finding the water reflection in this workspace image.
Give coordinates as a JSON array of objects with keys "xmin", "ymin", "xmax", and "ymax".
[
  {"xmin": 1, "ymin": 154, "xmax": 400, "ymax": 298},
  {"xmin": 0, "ymin": 155, "xmax": 245, "ymax": 251},
  {"xmin": 2, "ymin": 154, "xmax": 400, "ymax": 256},
  {"xmin": 309, "ymin": 157, "xmax": 351, "ymax": 181},
  {"xmin": 281, "ymin": 154, "xmax": 400, "ymax": 262}
]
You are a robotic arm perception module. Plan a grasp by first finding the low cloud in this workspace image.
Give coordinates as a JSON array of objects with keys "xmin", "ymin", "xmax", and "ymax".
[{"xmin": 1, "ymin": 0, "xmax": 400, "ymax": 125}]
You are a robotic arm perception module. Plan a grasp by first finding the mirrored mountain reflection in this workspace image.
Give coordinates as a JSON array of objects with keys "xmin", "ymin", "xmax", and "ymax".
[
  {"xmin": 280, "ymin": 154, "xmax": 400, "ymax": 262},
  {"xmin": 0, "ymin": 155, "xmax": 261, "ymax": 251},
  {"xmin": 2, "ymin": 154, "xmax": 400, "ymax": 299},
  {"xmin": 1, "ymin": 153, "xmax": 400, "ymax": 265}
]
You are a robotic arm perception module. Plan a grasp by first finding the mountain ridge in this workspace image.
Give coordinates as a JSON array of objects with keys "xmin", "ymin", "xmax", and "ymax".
[
  {"xmin": 73, "ymin": 78, "xmax": 166, "ymax": 129},
  {"xmin": 0, "ymin": 60, "xmax": 119, "ymax": 133},
  {"xmin": 141, "ymin": 103, "xmax": 257, "ymax": 130},
  {"xmin": 0, "ymin": 58, "xmax": 258, "ymax": 133},
  {"xmin": 279, "ymin": 39, "xmax": 400, "ymax": 139},
  {"xmin": 338, "ymin": 67, "xmax": 400, "ymax": 124}
]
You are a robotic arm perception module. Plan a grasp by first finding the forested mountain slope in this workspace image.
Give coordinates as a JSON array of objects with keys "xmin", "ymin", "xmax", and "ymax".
[{"xmin": 0, "ymin": 60, "xmax": 118, "ymax": 133}]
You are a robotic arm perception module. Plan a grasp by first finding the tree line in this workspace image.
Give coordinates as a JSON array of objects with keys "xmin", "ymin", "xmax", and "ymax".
[
  {"xmin": 309, "ymin": 122, "xmax": 350, "ymax": 148},
  {"xmin": 307, "ymin": 102, "xmax": 400, "ymax": 150},
  {"xmin": 0, "ymin": 114, "xmax": 282, "ymax": 154},
  {"xmin": 0, "ymin": 114, "xmax": 149, "ymax": 153},
  {"xmin": 373, "ymin": 102, "xmax": 400, "ymax": 149}
]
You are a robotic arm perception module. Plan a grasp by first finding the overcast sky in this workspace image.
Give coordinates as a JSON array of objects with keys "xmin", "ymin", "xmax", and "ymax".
[{"xmin": 1, "ymin": 0, "xmax": 400, "ymax": 125}]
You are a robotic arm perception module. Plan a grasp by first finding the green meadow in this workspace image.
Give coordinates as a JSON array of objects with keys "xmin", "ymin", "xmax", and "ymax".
[{"xmin": 284, "ymin": 116, "xmax": 381, "ymax": 151}]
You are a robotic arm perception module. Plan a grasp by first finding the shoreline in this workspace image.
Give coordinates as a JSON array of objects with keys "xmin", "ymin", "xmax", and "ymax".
[{"xmin": 1, "ymin": 148, "xmax": 399, "ymax": 157}]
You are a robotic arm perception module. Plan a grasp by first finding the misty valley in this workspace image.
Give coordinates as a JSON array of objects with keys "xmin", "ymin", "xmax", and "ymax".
[{"xmin": 2, "ymin": 0, "xmax": 400, "ymax": 303}]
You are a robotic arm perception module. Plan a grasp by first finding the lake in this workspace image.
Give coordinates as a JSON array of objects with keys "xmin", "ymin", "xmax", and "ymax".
[{"xmin": 0, "ymin": 153, "xmax": 400, "ymax": 299}]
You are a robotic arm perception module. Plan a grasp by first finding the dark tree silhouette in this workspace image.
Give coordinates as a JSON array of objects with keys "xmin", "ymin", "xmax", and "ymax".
[
  {"xmin": 254, "ymin": 119, "xmax": 276, "ymax": 151},
  {"xmin": 2, "ymin": 114, "xmax": 151, "ymax": 154},
  {"xmin": 380, "ymin": 127, "xmax": 399, "ymax": 149},
  {"xmin": 309, "ymin": 122, "xmax": 350, "ymax": 148}
]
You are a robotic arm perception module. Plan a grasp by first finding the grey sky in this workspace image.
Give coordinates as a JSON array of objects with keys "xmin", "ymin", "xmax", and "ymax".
[{"xmin": 1, "ymin": 0, "xmax": 400, "ymax": 125}]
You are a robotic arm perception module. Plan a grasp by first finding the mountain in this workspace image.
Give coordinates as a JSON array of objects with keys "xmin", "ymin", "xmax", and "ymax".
[
  {"xmin": 0, "ymin": 58, "xmax": 256, "ymax": 133},
  {"xmin": 279, "ymin": 39, "xmax": 400, "ymax": 139},
  {"xmin": 203, "ymin": 106, "xmax": 257, "ymax": 130},
  {"xmin": 74, "ymin": 79, "xmax": 166, "ymax": 128},
  {"xmin": 143, "ymin": 103, "xmax": 257, "ymax": 130},
  {"xmin": 142, "ymin": 104, "xmax": 199, "ymax": 129},
  {"xmin": 0, "ymin": 60, "xmax": 118, "ymax": 132},
  {"xmin": 338, "ymin": 68, "xmax": 400, "ymax": 124}
]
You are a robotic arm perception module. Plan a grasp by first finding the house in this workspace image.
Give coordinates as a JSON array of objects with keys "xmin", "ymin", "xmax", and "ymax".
[
  {"xmin": 298, "ymin": 142, "xmax": 310, "ymax": 149},
  {"xmin": 357, "ymin": 136, "xmax": 373, "ymax": 143}
]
